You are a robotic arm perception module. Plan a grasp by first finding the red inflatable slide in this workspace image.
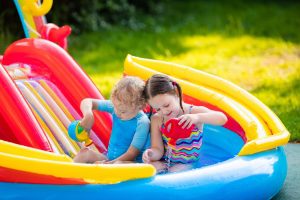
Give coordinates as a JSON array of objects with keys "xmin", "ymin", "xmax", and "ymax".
[{"xmin": 0, "ymin": 38, "xmax": 112, "ymax": 153}]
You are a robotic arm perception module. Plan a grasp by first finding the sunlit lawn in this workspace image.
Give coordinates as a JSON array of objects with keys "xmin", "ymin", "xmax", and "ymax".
[{"xmin": 68, "ymin": 1, "xmax": 300, "ymax": 141}]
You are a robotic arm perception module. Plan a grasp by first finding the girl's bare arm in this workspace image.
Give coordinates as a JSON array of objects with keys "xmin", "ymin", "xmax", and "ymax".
[
  {"xmin": 178, "ymin": 104, "xmax": 228, "ymax": 129},
  {"xmin": 143, "ymin": 114, "xmax": 165, "ymax": 162}
]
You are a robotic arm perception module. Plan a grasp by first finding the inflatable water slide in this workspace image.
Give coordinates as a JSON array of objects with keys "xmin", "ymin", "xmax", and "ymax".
[{"xmin": 0, "ymin": 0, "xmax": 290, "ymax": 199}]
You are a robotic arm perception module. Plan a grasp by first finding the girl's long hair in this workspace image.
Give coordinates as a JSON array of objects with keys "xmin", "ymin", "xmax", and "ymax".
[{"xmin": 144, "ymin": 74, "xmax": 183, "ymax": 117}]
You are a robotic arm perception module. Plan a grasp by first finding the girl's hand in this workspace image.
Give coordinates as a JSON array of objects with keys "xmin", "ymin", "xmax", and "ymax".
[
  {"xmin": 142, "ymin": 149, "xmax": 154, "ymax": 163},
  {"xmin": 80, "ymin": 111, "xmax": 94, "ymax": 131},
  {"xmin": 177, "ymin": 114, "xmax": 198, "ymax": 129}
]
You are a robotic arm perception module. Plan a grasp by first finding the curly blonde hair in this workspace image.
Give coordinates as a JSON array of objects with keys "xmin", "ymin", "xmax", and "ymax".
[{"xmin": 111, "ymin": 76, "xmax": 146, "ymax": 109}]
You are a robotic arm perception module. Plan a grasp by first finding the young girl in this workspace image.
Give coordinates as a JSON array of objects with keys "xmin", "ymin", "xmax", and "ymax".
[
  {"xmin": 74, "ymin": 76, "xmax": 150, "ymax": 164},
  {"xmin": 142, "ymin": 74, "xmax": 227, "ymax": 173}
]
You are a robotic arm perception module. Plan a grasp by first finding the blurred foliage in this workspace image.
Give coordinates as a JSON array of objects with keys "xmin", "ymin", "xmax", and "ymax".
[
  {"xmin": 0, "ymin": 1, "xmax": 24, "ymax": 41},
  {"xmin": 48, "ymin": 1, "xmax": 124, "ymax": 33},
  {"xmin": 47, "ymin": 0, "xmax": 165, "ymax": 33},
  {"xmin": 0, "ymin": 0, "xmax": 165, "ymax": 51},
  {"xmin": 0, "ymin": 0, "xmax": 164, "ymax": 35}
]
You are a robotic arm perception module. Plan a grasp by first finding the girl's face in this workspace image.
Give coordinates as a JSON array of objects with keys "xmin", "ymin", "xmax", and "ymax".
[
  {"xmin": 148, "ymin": 93, "xmax": 181, "ymax": 119},
  {"xmin": 112, "ymin": 99, "xmax": 140, "ymax": 120}
]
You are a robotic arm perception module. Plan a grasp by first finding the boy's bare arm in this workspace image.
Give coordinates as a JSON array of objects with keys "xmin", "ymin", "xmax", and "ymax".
[
  {"xmin": 80, "ymin": 98, "xmax": 99, "ymax": 114},
  {"xmin": 108, "ymin": 146, "xmax": 140, "ymax": 163},
  {"xmin": 80, "ymin": 98, "xmax": 100, "ymax": 130}
]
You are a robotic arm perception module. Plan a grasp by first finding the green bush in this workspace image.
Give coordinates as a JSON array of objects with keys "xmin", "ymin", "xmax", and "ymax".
[
  {"xmin": 0, "ymin": 0, "xmax": 164, "ymax": 37},
  {"xmin": 0, "ymin": 1, "xmax": 23, "ymax": 38},
  {"xmin": 47, "ymin": 0, "xmax": 164, "ymax": 33}
]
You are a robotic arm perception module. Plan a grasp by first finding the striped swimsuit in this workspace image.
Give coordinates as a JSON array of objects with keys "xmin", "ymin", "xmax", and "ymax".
[{"xmin": 161, "ymin": 106, "xmax": 203, "ymax": 164}]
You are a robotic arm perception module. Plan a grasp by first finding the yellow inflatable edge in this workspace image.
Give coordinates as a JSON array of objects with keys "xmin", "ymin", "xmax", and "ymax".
[
  {"xmin": 128, "ymin": 55, "xmax": 287, "ymax": 134},
  {"xmin": 124, "ymin": 55, "xmax": 290, "ymax": 155},
  {"xmin": 0, "ymin": 140, "xmax": 71, "ymax": 162},
  {"xmin": 0, "ymin": 150, "xmax": 155, "ymax": 184},
  {"xmin": 238, "ymin": 130, "xmax": 290, "ymax": 156},
  {"xmin": 17, "ymin": 0, "xmax": 39, "ymax": 38},
  {"xmin": 123, "ymin": 56, "xmax": 263, "ymax": 138},
  {"xmin": 22, "ymin": 0, "xmax": 53, "ymax": 16},
  {"xmin": 0, "ymin": 150, "xmax": 156, "ymax": 184}
]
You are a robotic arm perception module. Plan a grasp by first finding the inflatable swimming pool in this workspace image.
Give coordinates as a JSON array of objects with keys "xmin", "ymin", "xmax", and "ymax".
[
  {"xmin": 0, "ymin": 39, "xmax": 289, "ymax": 199},
  {"xmin": 0, "ymin": 0, "xmax": 289, "ymax": 199},
  {"xmin": 0, "ymin": 124, "xmax": 287, "ymax": 200}
]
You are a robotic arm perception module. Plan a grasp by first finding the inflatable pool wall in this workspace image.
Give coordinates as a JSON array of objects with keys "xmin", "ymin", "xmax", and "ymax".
[
  {"xmin": 0, "ymin": 38, "xmax": 289, "ymax": 199},
  {"xmin": 0, "ymin": 0, "xmax": 288, "ymax": 199}
]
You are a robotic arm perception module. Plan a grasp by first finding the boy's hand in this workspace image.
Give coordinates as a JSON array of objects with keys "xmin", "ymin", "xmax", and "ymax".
[
  {"xmin": 142, "ymin": 149, "xmax": 154, "ymax": 163},
  {"xmin": 178, "ymin": 114, "xmax": 198, "ymax": 129},
  {"xmin": 80, "ymin": 111, "xmax": 94, "ymax": 131}
]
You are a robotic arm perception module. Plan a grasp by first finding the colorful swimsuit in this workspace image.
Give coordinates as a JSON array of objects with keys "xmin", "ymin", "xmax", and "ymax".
[{"xmin": 161, "ymin": 106, "xmax": 203, "ymax": 164}]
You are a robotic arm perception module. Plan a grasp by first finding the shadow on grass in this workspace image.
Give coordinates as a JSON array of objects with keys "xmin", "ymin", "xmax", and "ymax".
[
  {"xmin": 68, "ymin": 30, "xmax": 194, "ymax": 74},
  {"xmin": 66, "ymin": 0, "xmax": 300, "ymax": 74},
  {"xmin": 158, "ymin": 0, "xmax": 300, "ymax": 44}
]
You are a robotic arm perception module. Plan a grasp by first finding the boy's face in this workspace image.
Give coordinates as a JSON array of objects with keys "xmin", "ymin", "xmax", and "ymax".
[{"xmin": 112, "ymin": 99, "xmax": 140, "ymax": 120}]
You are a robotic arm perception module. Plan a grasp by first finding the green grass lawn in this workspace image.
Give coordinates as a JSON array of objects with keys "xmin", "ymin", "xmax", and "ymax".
[
  {"xmin": 1, "ymin": 0, "xmax": 299, "ymax": 141},
  {"xmin": 67, "ymin": 0, "xmax": 300, "ymax": 141}
]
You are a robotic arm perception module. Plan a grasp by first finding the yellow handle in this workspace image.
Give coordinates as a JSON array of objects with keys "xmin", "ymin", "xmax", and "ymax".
[{"xmin": 23, "ymin": 0, "xmax": 53, "ymax": 16}]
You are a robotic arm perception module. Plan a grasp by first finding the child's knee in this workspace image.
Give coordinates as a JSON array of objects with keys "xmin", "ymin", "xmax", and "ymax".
[{"xmin": 73, "ymin": 148, "xmax": 92, "ymax": 163}]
